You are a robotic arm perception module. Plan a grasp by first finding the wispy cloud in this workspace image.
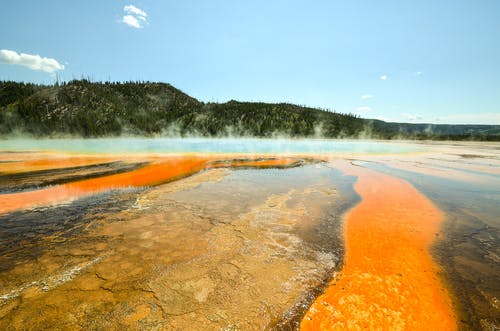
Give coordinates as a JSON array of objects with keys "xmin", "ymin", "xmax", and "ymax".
[
  {"xmin": 0, "ymin": 49, "xmax": 64, "ymax": 73},
  {"xmin": 356, "ymin": 106, "xmax": 372, "ymax": 112},
  {"xmin": 121, "ymin": 5, "xmax": 148, "ymax": 28},
  {"xmin": 434, "ymin": 113, "xmax": 500, "ymax": 125},
  {"xmin": 414, "ymin": 71, "xmax": 423, "ymax": 76},
  {"xmin": 402, "ymin": 113, "xmax": 423, "ymax": 121},
  {"xmin": 379, "ymin": 74, "xmax": 388, "ymax": 81},
  {"xmin": 361, "ymin": 94, "xmax": 373, "ymax": 100}
]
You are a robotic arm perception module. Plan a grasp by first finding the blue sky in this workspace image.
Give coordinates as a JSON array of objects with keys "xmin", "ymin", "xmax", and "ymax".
[{"xmin": 1, "ymin": 0, "xmax": 499, "ymax": 124}]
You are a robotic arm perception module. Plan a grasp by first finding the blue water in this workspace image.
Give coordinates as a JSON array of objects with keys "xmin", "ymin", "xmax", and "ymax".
[{"xmin": 0, "ymin": 138, "xmax": 420, "ymax": 154}]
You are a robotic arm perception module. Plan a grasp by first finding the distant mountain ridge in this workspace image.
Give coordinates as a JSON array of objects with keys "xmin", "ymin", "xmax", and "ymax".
[{"xmin": 1, "ymin": 80, "xmax": 499, "ymax": 140}]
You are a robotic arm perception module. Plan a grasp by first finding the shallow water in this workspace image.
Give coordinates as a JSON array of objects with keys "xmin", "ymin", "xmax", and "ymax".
[{"xmin": 0, "ymin": 139, "xmax": 498, "ymax": 330}]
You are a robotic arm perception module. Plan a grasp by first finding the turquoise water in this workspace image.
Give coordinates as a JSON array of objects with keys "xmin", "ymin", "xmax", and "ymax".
[{"xmin": 0, "ymin": 138, "xmax": 420, "ymax": 154}]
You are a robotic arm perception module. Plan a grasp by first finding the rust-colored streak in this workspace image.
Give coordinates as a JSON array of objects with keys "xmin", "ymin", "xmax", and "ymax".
[
  {"xmin": 0, "ymin": 157, "xmax": 208, "ymax": 214},
  {"xmin": 0, "ymin": 155, "xmax": 301, "ymax": 214},
  {"xmin": 300, "ymin": 160, "xmax": 456, "ymax": 330},
  {"xmin": 0, "ymin": 156, "xmax": 121, "ymax": 174}
]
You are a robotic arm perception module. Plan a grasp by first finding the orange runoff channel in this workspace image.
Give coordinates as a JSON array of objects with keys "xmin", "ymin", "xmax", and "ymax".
[
  {"xmin": 301, "ymin": 160, "xmax": 456, "ymax": 330},
  {"xmin": 0, "ymin": 155, "xmax": 121, "ymax": 174},
  {"xmin": 0, "ymin": 155, "xmax": 298, "ymax": 214}
]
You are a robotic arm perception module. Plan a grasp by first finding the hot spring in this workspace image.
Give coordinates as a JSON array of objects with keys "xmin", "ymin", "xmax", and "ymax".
[{"xmin": 0, "ymin": 138, "xmax": 498, "ymax": 330}]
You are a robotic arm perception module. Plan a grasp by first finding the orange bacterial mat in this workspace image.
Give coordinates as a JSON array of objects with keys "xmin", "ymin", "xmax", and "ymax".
[
  {"xmin": 300, "ymin": 160, "xmax": 456, "ymax": 330},
  {"xmin": 0, "ymin": 155, "xmax": 301, "ymax": 214}
]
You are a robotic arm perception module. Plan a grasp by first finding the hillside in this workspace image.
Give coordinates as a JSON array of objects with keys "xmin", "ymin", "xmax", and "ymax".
[{"xmin": 1, "ymin": 80, "xmax": 499, "ymax": 140}]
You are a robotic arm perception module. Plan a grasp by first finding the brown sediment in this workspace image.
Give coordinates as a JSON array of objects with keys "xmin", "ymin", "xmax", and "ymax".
[
  {"xmin": 434, "ymin": 211, "xmax": 500, "ymax": 330},
  {"xmin": 209, "ymin": 157, "xmax": 306, "ymax": 169},
  {"xmin": 0, "ymin": 162, "xmax": 350, "ymax": 330},
  {"xmin": 301, "ymin": 160, "xmax": 457, "ymax": 330},
  {"xmin": 0, "ymin": 155, "xmax": 304, "ymax": 214}
]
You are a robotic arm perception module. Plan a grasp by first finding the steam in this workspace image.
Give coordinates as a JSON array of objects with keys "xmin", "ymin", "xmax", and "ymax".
[{"xmin": 0, "ymin": 137, "xmax": 420, "ymax": 156}]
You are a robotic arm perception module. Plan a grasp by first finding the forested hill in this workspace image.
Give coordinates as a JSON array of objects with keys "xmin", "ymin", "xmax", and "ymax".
[{"xmin": 1, "ymin": 80, "xmax": 499, "ymax": 140}]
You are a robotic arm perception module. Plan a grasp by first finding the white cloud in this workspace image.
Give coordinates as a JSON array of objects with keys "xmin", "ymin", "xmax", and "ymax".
[
  {"xmin": 379, "ymin": 74, "xmax": 388, "ymax": 80},
  {"xmin": 361, "ymin": 94, "xmax": 373, "ymax": 100},
  {"xmin": 414, "ymin": 71, "xmax": 423, "ymax": 76},
  {"xmin": 356, "ymin": 106, "xmax": 372, "ymax": 112},
  {"xmin": 0, "ymin": 49, "xmax": 64, "ymax": 73},
  {"xmin": 124, "ymin": 5, "xmax": 147, "ymax": 20},
  {"xmin": 121, "ymin": 5, "xmax": 148, "ymax": 28},
  {"xmin": 122, "ymin": 15, "xmax": 142, "ymax": 28}
]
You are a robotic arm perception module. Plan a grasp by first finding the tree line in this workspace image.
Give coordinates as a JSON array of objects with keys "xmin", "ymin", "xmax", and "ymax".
[{"xmin": 1, "ymin": 80, "xmax": 498, "ymax": 140}]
